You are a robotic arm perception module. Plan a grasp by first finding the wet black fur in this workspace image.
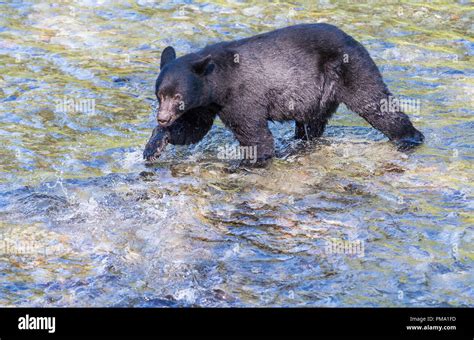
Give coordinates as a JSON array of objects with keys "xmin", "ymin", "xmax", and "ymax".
[{"xmin": 144, "ymin": 23, "xmax": 424, "ymax": 162}]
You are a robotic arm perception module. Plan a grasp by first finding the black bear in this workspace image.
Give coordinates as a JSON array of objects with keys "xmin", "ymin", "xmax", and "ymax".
[{"xmin": 143, "ymin": 23, "xmax": 424, "ymax": 164}]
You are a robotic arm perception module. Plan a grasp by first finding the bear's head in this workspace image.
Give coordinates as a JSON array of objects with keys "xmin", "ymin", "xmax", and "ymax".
[{"xmin": 155, "ymin": 46, "xmax": 214, "ymax": 127}]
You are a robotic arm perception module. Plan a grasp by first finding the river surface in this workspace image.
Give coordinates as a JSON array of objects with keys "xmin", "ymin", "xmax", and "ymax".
[{"xmin": 0, "ymin": 1, "xmax": 473, "ymax": 307}]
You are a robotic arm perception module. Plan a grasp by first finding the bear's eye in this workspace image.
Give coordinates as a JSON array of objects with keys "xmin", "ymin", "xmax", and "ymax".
[{"xmin": 174, "ymin": 94, "xmax": 182, "ymax": 101}]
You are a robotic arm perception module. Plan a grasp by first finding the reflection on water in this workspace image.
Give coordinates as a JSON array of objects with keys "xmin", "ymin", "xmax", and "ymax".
[{"xmin": 0, "ymin": 1, "xmax": 473, "ymax": 306}]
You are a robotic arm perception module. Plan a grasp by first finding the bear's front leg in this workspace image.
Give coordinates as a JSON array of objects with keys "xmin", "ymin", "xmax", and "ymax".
[
  {"xmin": 143, "ymin": 125, "xmax": 171, "ymax": 162},
  {"xmin": 238, "ymin": 124, "xmax": 274, "ymax": 167},
  {"xmin": 223, "ymin": 117, "xmax": 275, "ymax": 167},
  {"xmin": 241, "ymin": 127, "xmax": 274, "ymax": 167},
  {"xmin": 143, "ymin": 108, "xmax": 217, "ymax": 162}
]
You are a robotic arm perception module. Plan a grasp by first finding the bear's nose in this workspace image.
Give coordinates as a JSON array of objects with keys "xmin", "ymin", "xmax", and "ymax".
[{"xmin": 158, "ymin": 117, "xmax": 170, "ymax": 125}]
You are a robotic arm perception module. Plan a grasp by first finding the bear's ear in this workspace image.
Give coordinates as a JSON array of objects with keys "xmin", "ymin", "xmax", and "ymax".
[
  {"xmin": 160, "ymin": 46, "xmax": 176, "ymax": 69},
  {"xmin": 191, "ymin": 55, "xmax": 213, "ymax": 75}
]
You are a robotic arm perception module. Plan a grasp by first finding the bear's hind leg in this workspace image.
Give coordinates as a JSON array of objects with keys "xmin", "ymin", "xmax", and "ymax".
[
  {"xmin": 340, "ymin": 51, "xmax": 424, "ymax": 150},
  {"xmin": 343, "ymin": 89, "xmax": 424, "ymax": 150},
  {"xmin": 295, "ymin": 103, "xmax": 339, "ymax": 140},
  {"xmin": 295, "ymin": 120, "xmax": 327, "ymax": 141}
]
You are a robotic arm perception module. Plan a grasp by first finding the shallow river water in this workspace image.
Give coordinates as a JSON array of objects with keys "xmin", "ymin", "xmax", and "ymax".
[{"xmin": 0, "ymin": 1, "xmax": 473, "ymax": 306}]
